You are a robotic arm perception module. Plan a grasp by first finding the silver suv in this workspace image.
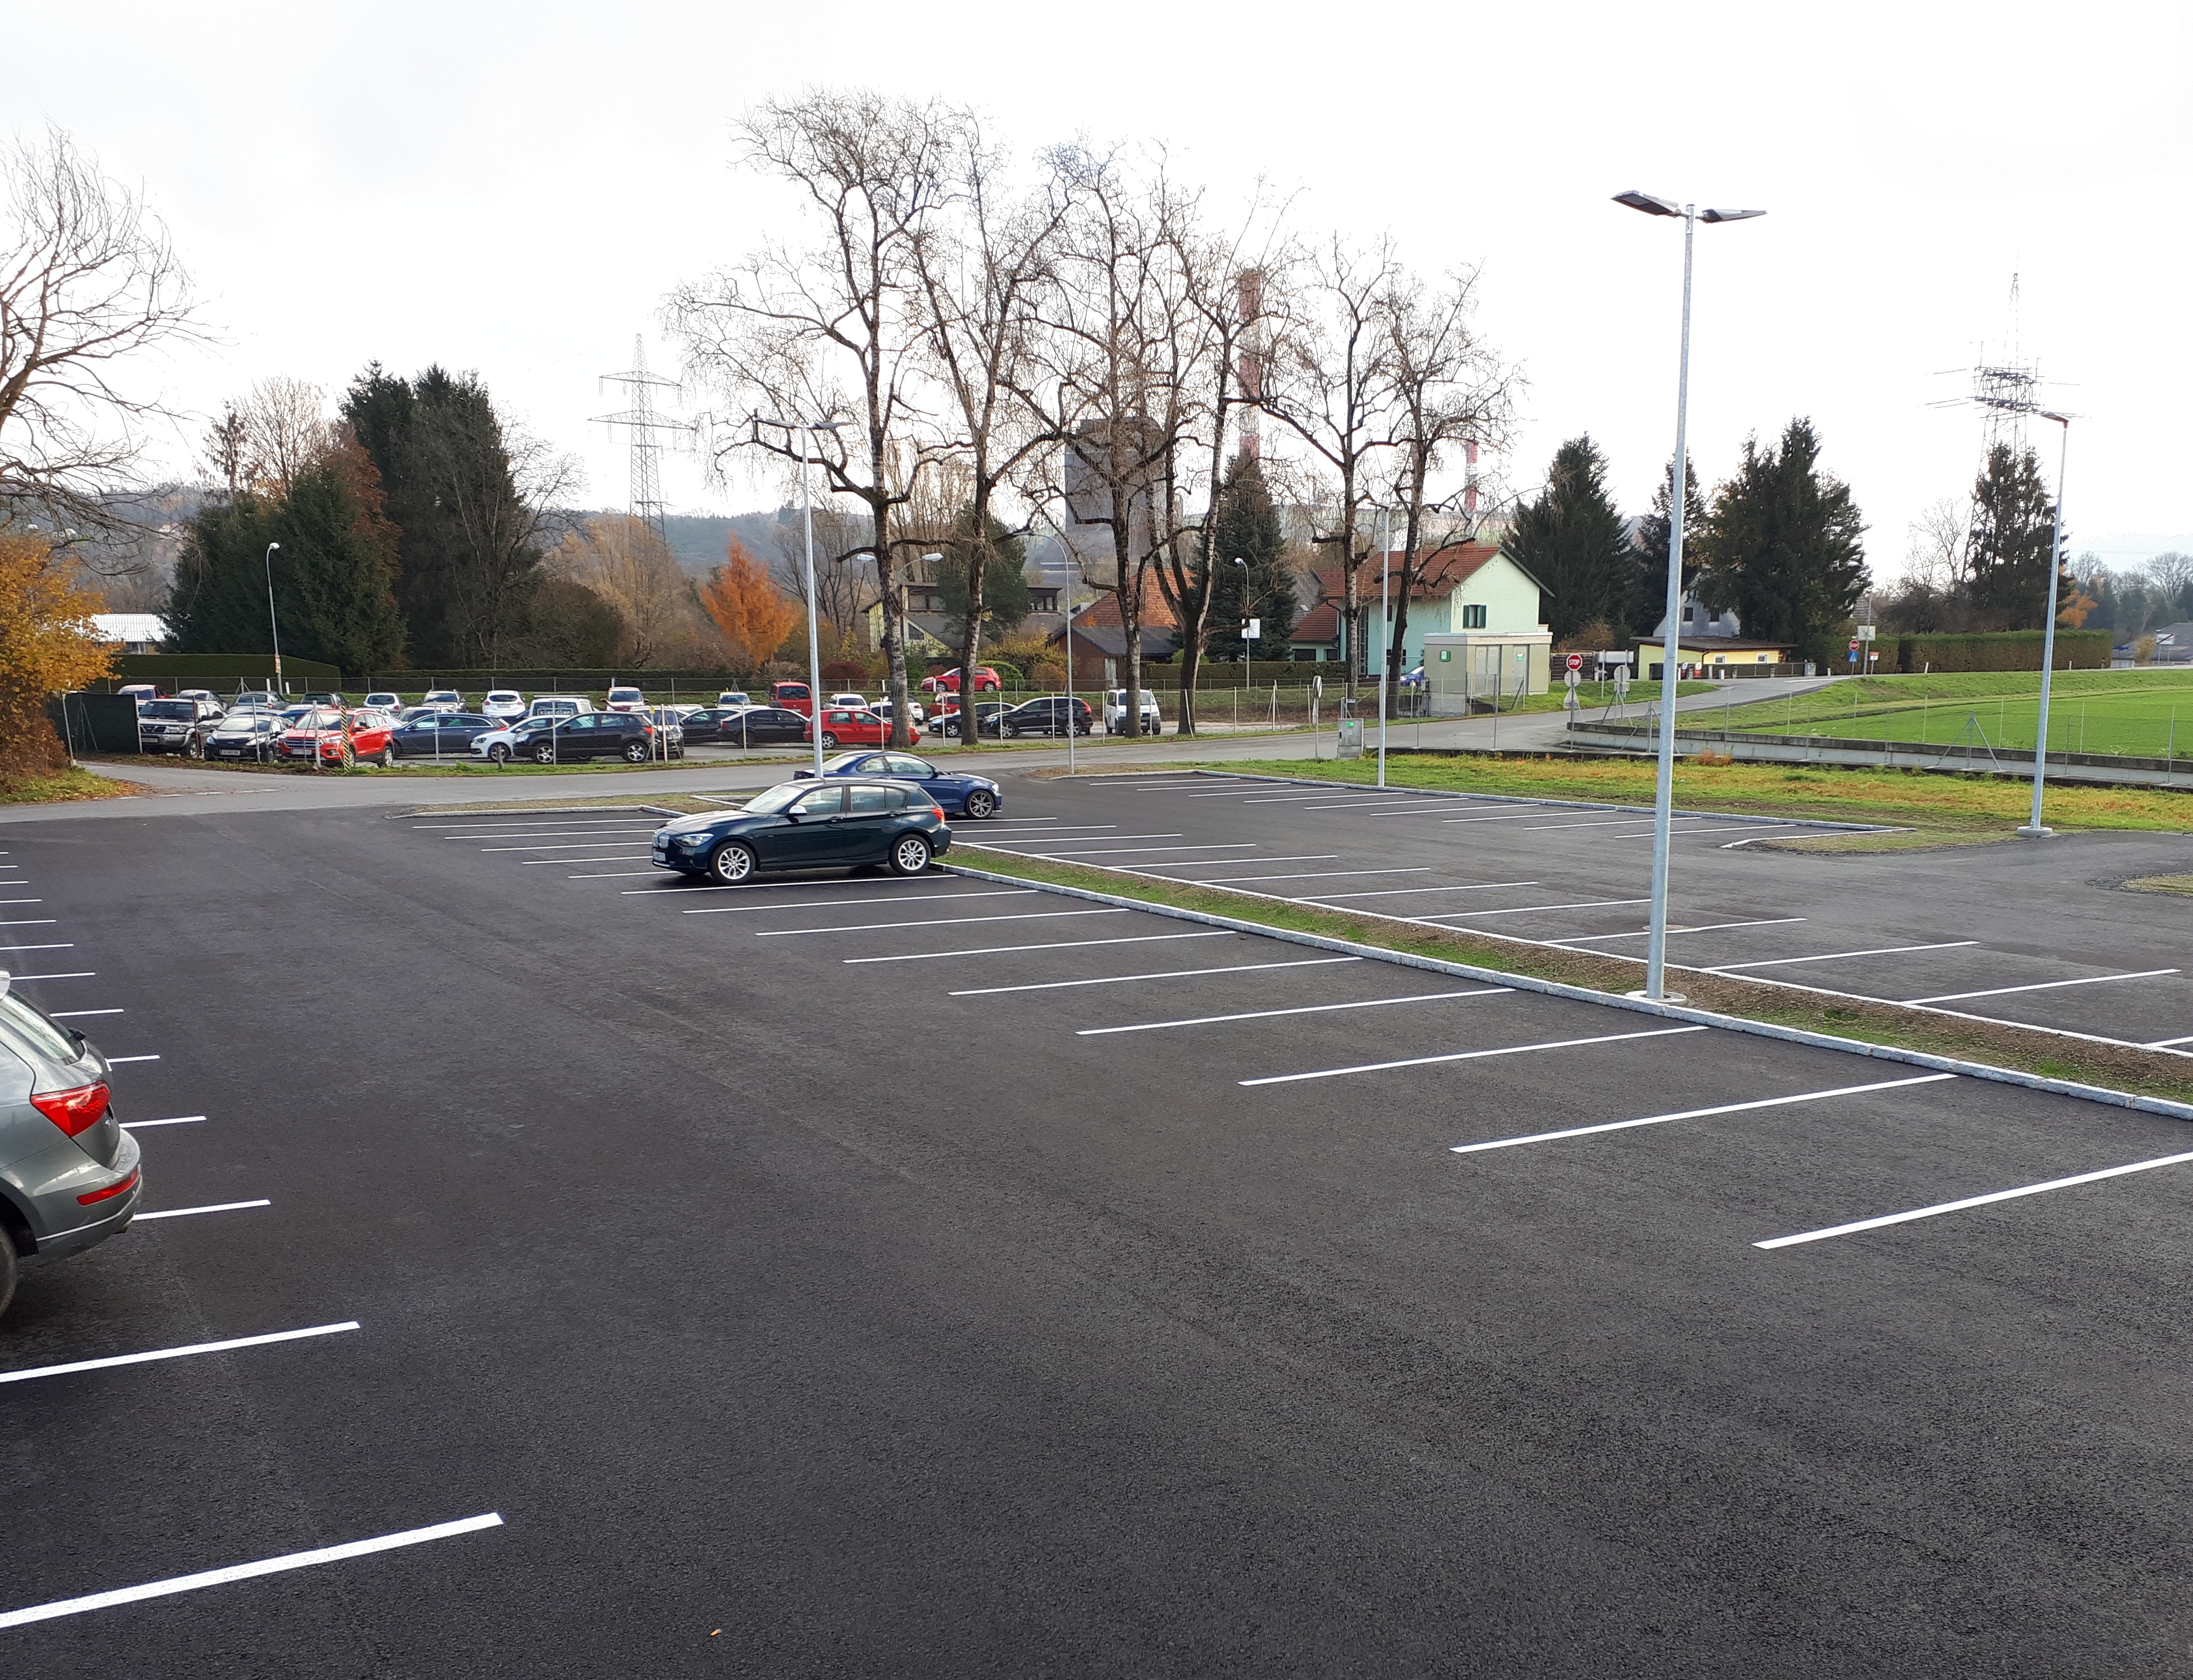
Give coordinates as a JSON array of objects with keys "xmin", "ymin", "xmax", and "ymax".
[{"xmin": 0, "ymin": 975, "xmax": 142, "ymax": 1317}]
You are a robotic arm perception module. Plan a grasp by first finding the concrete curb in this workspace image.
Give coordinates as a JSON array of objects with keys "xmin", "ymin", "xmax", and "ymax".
[{"xmin": 941, "ymin": 858, "xmax": 2193, "ymax": 1125}]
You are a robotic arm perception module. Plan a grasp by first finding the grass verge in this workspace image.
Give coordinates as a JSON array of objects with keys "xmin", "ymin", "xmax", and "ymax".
[
  {"xmin": 953, "ymin": 844, "xmax": 2193, "ymax": 1107},
  {"xmin": 2124, "ymin": 873, "xmax": 2193, "ymax": 897},
  {"xmin": 1203, "ymin": 753, "xmax": 2193, "ymax": 840},
  {"xmin": 2, "ymin": 767, "xmax": 143, "ymax": 805}
]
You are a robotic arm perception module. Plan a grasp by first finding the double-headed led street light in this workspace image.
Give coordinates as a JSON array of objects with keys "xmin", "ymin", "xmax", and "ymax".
[{"xmin": 1614, "ymin": 190, "xmax": 1766, "ymax": 1002}]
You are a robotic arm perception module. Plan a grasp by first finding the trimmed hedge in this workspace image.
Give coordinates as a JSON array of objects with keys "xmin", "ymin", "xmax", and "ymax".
[
  {"xmin": 1892, "ymin": 630, "xmax": 2112, "ymax": 674},
  {"xmin": 95, "ymin": 653, "xmax": 341, "ymax": 693}
]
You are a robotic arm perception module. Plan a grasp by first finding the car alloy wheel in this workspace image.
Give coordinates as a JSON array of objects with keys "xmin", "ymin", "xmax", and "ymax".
[
  {"xmin": 490, "ymin": 744, "xmax": 511, "ymax": 765},
  {"xmin": 889, "ymin": 833, "xmax": 931, "ymax": 876},
  {"xmin": 941, "ymin": 722, "xmax": 959, "ymax": 739},
  {"xmin": 622, "ymin": 741, "xmax": 649, "ymax": 763},
  {"xmin": 185, "ymin": 734, "xmax": 204, "ymax": 759},
  {"xmin": 962, "ymin": 789, "xmax": 996, "ymax": 819},
  {"xmin": 709, "ymin": 840, "xmax": 757, "ymax": 884},
  {"xmin": 820, "ymin": 732, "xmax": 839, "ymax": 750},
  {"xmin": 533, "ymin": 742, "xmax": 557, "ymax": 764},
  {"xmin": 378, "ymin": 745, "xmax": 396, "ymax": 769}
]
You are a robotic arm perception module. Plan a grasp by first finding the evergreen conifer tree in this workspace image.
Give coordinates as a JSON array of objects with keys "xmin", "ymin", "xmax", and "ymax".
[
  {"xmin": 1502, "ymin": 436, "xmax": 1630, "ymax": 643},
  {"xmin": 1692, "ymin": 418, "xmax": 1868, "ymax": 666},
  {"xmin": 1627, "ymin": 454, "xmax": 1706, "ymax": 635},
  {"xmin": 1206, "ymin": 453, "xmax": 1296, "ymax": 660},
  {"xmin": 1966, "ymin": 442, "xmax": 2063, "ymax": 629},
  {"xmin": 934, "ymin": 510, "xmax": 1032, "ymax": 651}
]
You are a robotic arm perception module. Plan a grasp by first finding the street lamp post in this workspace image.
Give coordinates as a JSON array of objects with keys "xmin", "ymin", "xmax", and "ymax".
[
  {"xmin": 263, "ymin": 542, "xmax": 284, "ymax": 696},
  {"xmin": 1377, "ymin": 506, "xmax": 1391, "ymax": 789},
  {"xmin": 757, "ymin": 416, "xmax": 846, "ymax": 777},
  {"xmin": 1614, "ymin": 189, "xmax": 1766, "ymax": 1002},
  {"xmin": 2019, "ymin": 412, "xmax": 2073, "ymax": 838}
]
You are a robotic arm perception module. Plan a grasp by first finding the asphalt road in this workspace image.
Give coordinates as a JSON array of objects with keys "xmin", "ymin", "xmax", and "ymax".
[
  {"xmin": 5, "ymin": 793, "xmax": 2193, "ymax": 1674},
  {"xmin": 960, "ymin": 771, "xmax": 2193, "ymax": 1053}
]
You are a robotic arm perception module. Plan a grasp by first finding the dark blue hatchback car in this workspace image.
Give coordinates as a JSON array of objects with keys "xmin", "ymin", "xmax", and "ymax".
[
  {"xmin": 794, "ymin": 750, "xmax": 1003, "ymax": 820},
  {"xmin": 652, "ymin": 778, "xmax": 953, "ymax": 884}
]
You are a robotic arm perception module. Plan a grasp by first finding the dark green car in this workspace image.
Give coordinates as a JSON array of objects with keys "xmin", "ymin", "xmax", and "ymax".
[{"xmin": 651, "ymin": 779, "xmax": 952, "ymax": 884}]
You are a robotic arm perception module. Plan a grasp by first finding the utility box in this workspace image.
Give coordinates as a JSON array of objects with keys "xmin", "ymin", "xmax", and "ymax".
[{"xmin": 1336, "ymin": 717, "xmax": 1364, "ymax": 759}]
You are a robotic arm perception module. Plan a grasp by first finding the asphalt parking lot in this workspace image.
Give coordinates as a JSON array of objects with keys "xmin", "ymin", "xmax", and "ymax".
[
  {"xmin": 6, "ymin": 793, "xmax": 2193, "ymax": 1675},
  {"xmin": 961, "ymin": 771, "xmax": 2193, "ymax": 1053}
]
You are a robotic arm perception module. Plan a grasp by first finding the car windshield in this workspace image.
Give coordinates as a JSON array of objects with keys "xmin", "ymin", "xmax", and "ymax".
[
  {"xmin": 745, "ymin": 782, "xmax": 824, "ymax": 814},
  {"xmin": 293, "ymin": 709, "xmax": 342, "ymax": 730},
  {"xmin": 142, "ymin": 700, "xmax": 194, "ymax": 718},
  {"xmin": 822, "ymin": 752, "xmax": 869, "ymax": 771}
]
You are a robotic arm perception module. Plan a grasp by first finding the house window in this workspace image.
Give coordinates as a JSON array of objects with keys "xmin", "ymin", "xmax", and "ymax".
[{"xmin": 1461, "ymin": 604, "xmax": 1487, "ymax": 629}]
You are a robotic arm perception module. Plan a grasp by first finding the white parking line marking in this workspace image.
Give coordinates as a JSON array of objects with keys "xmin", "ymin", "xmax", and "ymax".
[
  {"xmin": 1419, "ymin": 898, "xmax": 1649, "ymax": 920},
  {"xmin": 1601, "ymin": 824, "xmax": 1808, "ymax": 841},
  {"xmin": 0, "ymin": 919, "xmax": 56, "ymax": 927},
  {"xmin": 1546, "ymin": 917, "xmax": 1806, "ymax": 945},
  {"xmin": 1295, "ymin": 799, "xmax": 1458, "ymax": 813},
  {"xmin": 121, "ymin": 1115, "xmax": 205, "ymax": 1129},
  {"xmin": 686, "ymin": 890, "xmax": 1035, "ymax": 916},
  {"xmin": 1519, "ymin": 815, "xmax": 1729, "ymax": 833},
  {"xmin": 0, "ymin": 943, "xmax": 72, "ymax": 952},
  {"xmin": 994, "ymin": 832, "xmax": 1186, "ymax": 844},
  {"xmin": 0, "ymin": 1512, "xmax": 504, "ymax": 1629},
  {"xmin": 447, "ymin": 828, "xmax": 659, "ymax": 841},
  {"xmin": 135, "ymin": 1200, "xmax": 271, "ymax": 1221},
  {"xmin": 761, "ymin": 908, "xmax": 1128, "ymax": 938},
  {"xmin": 1301, "ymin": 880, "xmax": 1540, "ymax": 902},
  {"xmin": 0, "ymin": 899, "xmax": 44, "ymax": 905},
  {"xmin": 992, "ymin": 843, "xmax": 1258, "ymax": 859},
  {"xmin": 50, "ymin": 1008, "xmax": 123, "ymax": 1018},
  {"xmin": 1707, "ymin": 941, "xmax": 1981, "ymax": 972},
  {"xmin": 950, "ymin": 957, "xmax": 1363, "ymax": 995},
  {"xmin": 106, "ymin": 1054, "xmax": 160, "ymax": 1064},
  {"xmin": 520, "ymin": 855, "xmax": 650, "ymax": 865},
  {"xmin": 481, "ymin": 840, "xmax": 663, "ymax": 853},
  {"xmin": 1903, "ymin": 969, "xmax": 2180, "ymax": 1005},
  {"xmin": 1081, "ymin": 988, "xmax": 1511, "ymax": 1036},
  {"xmin": 2147, "ymin": 1033, "xmax": 2193, "ymax": 1049},
  {"xmin": 0, "ymin": 1321, "xmax": 359, "ymax": 1387},
  {"xmin": 1756, "ymin": 1148, "xmax": 2193, "ymax": 1250},
  {"xmin": 1240, "ymin": 1026, "xmax": 1708, "ymax": 1086},
  {"xmin": 1451, "ymin": 1074, "xmax": 1960, "ymax": 1153},
  {"xmin": 6, "ymin": 971, "xmax": 93, "ymax": 980},
  {"xmin": 1131, "ymin": 855, "xmax": 1339, "ymax": 869},
  {"xmin": 570, "ymin": 871, "xmax": 659, "ymax": 879},
  {"xmin": 1442, "ymin": 809, "xmax": 1625, "ymax": 825},
  {"xmin": 847, "ymin": 930, "xmax": 1232, "ymax": 965},
  {"xmin": 1200, "ymin": 868, "xmax": 1432, "ymax": 884}
]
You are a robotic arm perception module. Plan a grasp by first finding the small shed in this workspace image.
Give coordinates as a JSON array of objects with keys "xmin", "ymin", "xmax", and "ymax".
[{"xmin": 1421, "ymin": 631, "xmax": 1553, "ymax": 712}]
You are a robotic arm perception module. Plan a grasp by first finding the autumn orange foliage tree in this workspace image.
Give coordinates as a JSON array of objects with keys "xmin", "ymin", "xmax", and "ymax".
[
  {"xmin": 0, "ymin": 531, "xmax": 113, "ymax": 784},
  {"xmin": 698, "ymin": 537, "xmax": 802, "ymax": 674}
]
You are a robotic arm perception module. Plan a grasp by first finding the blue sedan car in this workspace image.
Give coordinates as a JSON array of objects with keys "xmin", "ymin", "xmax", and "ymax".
[
  {"xmin": 794, "ymin": 750, "xmax": 1003, "ymax": 820},
  {"xmin": 652, "ymin": 778, "xmax": 951, "ymax": 883}
]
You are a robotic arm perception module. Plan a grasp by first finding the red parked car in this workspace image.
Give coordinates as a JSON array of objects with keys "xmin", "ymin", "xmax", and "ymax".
[
  {"xmin": 770, "ymin": 680, "xmax": 814, "ymax": 716},
  {"xmin": 919, "ymin": 667, "xmax": 1001, "ymax": 694},
  {"xmin": 276, "ymin": 707, "xmax": 398, "ymax": 768},
  {"xmin": 803, "ymin": 708, "xmax": 919, "ymax": 751}
]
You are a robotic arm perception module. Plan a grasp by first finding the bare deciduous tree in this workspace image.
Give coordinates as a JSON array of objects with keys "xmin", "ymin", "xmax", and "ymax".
[
  {"xmin": 237, "ymin": 375, "xmax": 334, "ymax": 497},
  {"xmin": 1264, "ymin": 236, "xmax": 1402, "ymax": 698},
  {"xmin": 672, "ymin": 89, "xmax": 968, "ymax": 748},
  {"xmin": 548, "ymin": 512, "xmax": 696, "ymax": 667},
  {"xmin": 770, "ymin": 500, "xmax": 875, "ymax": 636},
  {"xmin": 1376, "ymin": 267, "xmax": 1518, "ymax": 687},
  {"xmin": 0, "ymin": 128, "xmax": 202, "ymax": 531}
]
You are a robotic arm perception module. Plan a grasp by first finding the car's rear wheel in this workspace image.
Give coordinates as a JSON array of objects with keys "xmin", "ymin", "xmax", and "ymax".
[
  {"xmin": 622, "ymin": 740, "xmax": 649, "ymax": 763},
  {"xmin": 940, "ymin": 721, "xmax": 959, "ymax": 739},
  {"xmin": 962, "ymin": 788, "xmax": 996, "ymax": 819},
  {"xmin": 377, "ymin": 744, "xmax": 396, "ymax": 768},
  {"xmin": 709, "ymin": 840, "xmax": 757, "ymax": 884},
  {"xmin": 889, "ymin": 832, "xmax": 932, "ymax": 876},
  {"xmin": 820, "ymin": 732, "xmax": 839, "ymax": 750},
  {"xmin": 185, "ymin": 735, "xmax": 204, "ymax": 759},
  {"xmin": 490, "ymin": 744, "xmax": 511, "ymax": 765},
  {"xmin": 532, "ymin": 742, "xmax": 557, "ymax": 764},
  {"xmin": 0, "ymin": 1231, "xmax": 14, "ymax": 1320}
]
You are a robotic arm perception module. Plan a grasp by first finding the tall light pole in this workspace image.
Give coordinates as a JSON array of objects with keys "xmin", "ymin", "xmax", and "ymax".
[
  {"xmin": 1614, "ymin": 190, "xmax": 1766, "ymax": 1002},
  {"xmin": 263, "ymin": 542, "xmax": 284, "ymax": 696},
  {"xmin": 757, "ymin": 416, "xmax": 845, "ymax": 777},
  {"xmin": 1062, "ymin": 581, "xmax": 1083, "ymax": 775},
  {"xmin": 1377, "ymin": 506, "xmax": 1391, "ymax": 789},
  {"xmin": 2019, "ymin": 411, "xmax": 2073, "ymax": 837}
]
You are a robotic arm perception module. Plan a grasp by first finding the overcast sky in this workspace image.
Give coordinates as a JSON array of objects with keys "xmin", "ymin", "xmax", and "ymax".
[{"xmin": 13, "ymin": 0, "xmax": 2189, "ymax": 575}]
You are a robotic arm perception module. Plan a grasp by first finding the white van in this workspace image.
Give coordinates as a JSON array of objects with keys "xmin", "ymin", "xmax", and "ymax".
[
  {"xmin": 527, "ymin": 696, "xmax": 590, "ymax": 721},
  {"xmin": 1103, "ymin": 688, "xmax": 1162, "ymax": 734}
]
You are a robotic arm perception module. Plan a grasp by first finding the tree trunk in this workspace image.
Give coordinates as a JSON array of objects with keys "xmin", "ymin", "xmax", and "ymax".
[
  {"xmin": 873, "ymin": 497, "xmax": 911, "ymax": 750},
  {"xmin": 957, "ymin": 521, "xmax": 985, "ymax": 749}
]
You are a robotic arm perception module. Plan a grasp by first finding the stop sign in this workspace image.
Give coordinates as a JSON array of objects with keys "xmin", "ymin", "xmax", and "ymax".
[{"xmin": 1566, "ymin": 652, "xmax": 1583, "ymax": 672}]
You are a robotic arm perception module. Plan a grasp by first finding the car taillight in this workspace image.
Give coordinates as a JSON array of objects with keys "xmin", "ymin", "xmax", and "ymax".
[
  {"xmin": 32, "ymin": 1081, "xmax": 110, "ymax": 1138},
  {"xmin": 79, "ymin": 1167, "xmax": 138, "ymax": 1206}
]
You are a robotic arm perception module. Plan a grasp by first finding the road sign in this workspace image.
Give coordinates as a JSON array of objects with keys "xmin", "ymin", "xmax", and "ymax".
[
  {"xmin": 1312, "ymin": 674, "xmax": 1322, "ymax": 699},
  {"xmin": 1564, "ymin": 668, "xmax": 1579, "ymax": 689},
  {"xmin": 1566, "ymin": 652, "xmax": 1583, "ymax": 672},
  {"xmin": 1613, "ymin": 666, "xmax": 1630, "ymax": 698},
  {"xmin": 1856, "ymin": 624, "xmax": 1876, "ymax": 642},
  {"xmin": 1848, "ymin": 638, "xmax": 1859, "ymax": 651}
]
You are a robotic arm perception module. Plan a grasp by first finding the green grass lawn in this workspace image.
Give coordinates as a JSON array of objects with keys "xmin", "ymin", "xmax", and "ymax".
[{"xmin": 1712, "ymin": 669, "xmax": 2193, "ymax": 759}]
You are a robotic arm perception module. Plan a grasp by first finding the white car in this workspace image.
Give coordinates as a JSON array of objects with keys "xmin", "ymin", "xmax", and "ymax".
[
  {"xmin": 364, "ymin": 691, "xmax": 402, "ymax": 711},
  {"xmin": 422, "ymin": 688, "xmax": 463, "ymax": 711},
  {"xmin": 481, "ymin": 690, "xmax": 526, "ymax": 721},
  {"xmin": 527, "ymin": 696, "xmax": 591, "ymax": 721},
  {"xmin": 872, "ymin": 697, "xmax": 927, "ymax": 727},
  {"xmin": 1103, "ymin": 688, "xmax": 1162, "ymax": 734},
  {"xmin": 829, "ymin": 692, "xmax": 867, "ymax": 710},
  {"xmin": 605, "ymin": 685, "xmax": 646, "ymax": 713},
  {"xmin": 716, "ymin": 690, "xmax": 751, "ymax": 708}
]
